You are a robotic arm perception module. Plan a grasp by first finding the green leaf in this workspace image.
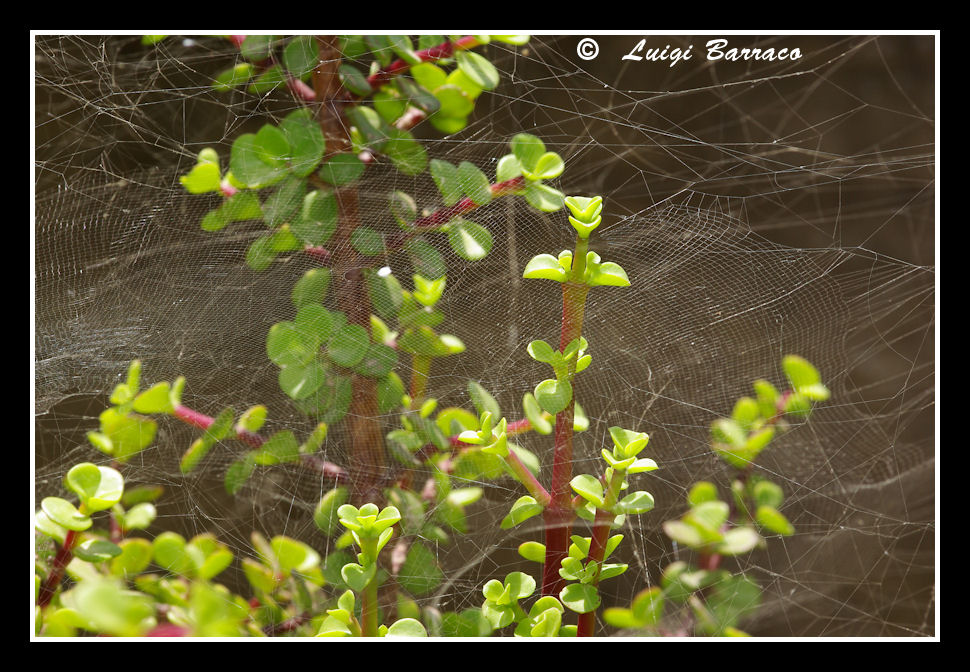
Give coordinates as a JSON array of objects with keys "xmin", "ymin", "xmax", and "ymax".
[
  {"xmin": 398, "ymin": 541, "xmax": 443, "ymax": 596},
  {"xmin": 291, "ymin": 268, "xmax": 332, "ymax": 310},
  {"xmin": 120, "ymin": 502, "xmax": 156, "ymax": 531},
  {"xmin": 433, "ymin": 84, "xmax": 474, "ymax": 119},
  {"xmin": 609, "ymin": 426, "xmax": 650, "ymax": 458},
  {"xmin": 221, "ymin": 190, "xmax": 262, "ymax": 222},
  {"xmin": 496, "ymin": 154, "xmax": 522, "ymax": 182},
  {"xmin": 350, "ymin": 226, "xmax": 383, "ymax": 255},
  {"xmin": 213, "ymin": 62, "xmax": 254, "ymax": 93},
  {"xmin": 280, "ymin": 109, "xmax": 327, "ymax": 177},
  {"xmin": 523, "ymin": 254, "xmax": 568, "ymax": 282},
  {"xmin": 445, "ymin": 68, "xmax": 483, "ymax": 100},
  {"xmin": 731, "ymin": 396, "xmax": 761, "ymax": 431},
  {"xmin": 282, "ymin": 35, "xmax": 316, "ymax": 77},
  {"xmin": 527, "ymin": 339, "xmax": 557, "ymax": 364},
  {"xmin": 564, "ymin": 196, "xmax": 603, "ymax": 222},
  {"xmin": 718, "ymin": 527, "xmax": 762, "ymax": 556},
  {"xmin": 319, "ymin": 153, "xmax": 365, "ymax": 186},
  {"xmin": 614, "ymin": 490, "xmax": 655, "ymax": 515},
  {"xmin": 468, "ymin": 381, "xmax": 501, "ymax": 419},
  {"xmin": 152, "ymin": 531, "xmax": 194, "ymax": 576},
  {"xmin": 240, "ymin": 35, "xmax": 274, "ymax": 61},
  {"xmin": 783, "ymin": 392, "xmax": 813, "ymax": 417},
  {"xmin": 524, "ymin": 152, "xmax": 564, "ymax": 181},
  {"xmin": 110, "ymin": 538, "xmax": 153, "ymax": 577},
  {"xmin": 278, "ymin": 360, "xmax": 326, "ymax": 400},
  {"xmin": 523, "ymin": 182, "xmax": 565, "ymax": 212},
  {"xmin": 586, "ymin": 261, "xmax": 630, "ymax": 287},
  {"xmin": 225, "ymin": 455, "xmax": 256, "ymax": 495},
  {"xmin": 267, "ymin": 321, "xmax": 318, "ymax": 368},
  {"xmin": 179, "ymin": 161, "xmax": 221, "ymax": 194},
  {"xmin": 429, "ymin": 114, "xmax": 468, "ymax": 134},
  {"xmin": 35, "ymin": 510, "xmax": 68, "ymax": 544},
  {"xmin": 491, "ymin": 35, "xmax": 530, "ymax": 45},
  {"xmin": 456, "ymin": 50, "xmax": 499, "ymax": 90},
  {"xmin": 782, "ymin": 355, "xmax": 822, "ymax": 390},
  {"xmin": 262, "ymin": 177, "xmax": 305, "ymax": 228},
  {"xmin": 706, "ymin": 574, "xmax": 762, "ymax": 634},
  {"xmin": 500, "ymin": 496, "xmax": 545, "ymax": 529},
  {"xmin": 248, "ymin": 64, "xmax": 285, "ymax": 94},
  {"xmin": 755, "ymin": 505, "xmax": 795, "ymax": 536},
  {"xmin": 327, "ymin": 324, "xmax": 370, "ymax": 367},
  {"xmin": 559, "ymin": 583, "xmax": 600, "ymax": 614},
  {"xmin": 518, "ymin": 541, "xmax": 546, "ymax": 563},
  {"xmin": 95, "ymin": 407, "xmax": 157, "ymax": 463},
  {"xmin": 711, "ymin": 418, "xmax": 746, "ymax": 448},
  {"xmin": 374, "ymin": 88, "xmax": 408, "ymax": 124},
  {"xmin": 254, "ymin": 430, "xmax": 301, "ymax": 466},
  {"xmin": 522, "ymin": 393, "xmax": 552, "ymax": 435},
  {"xmin": 200, "ymin": 209, "xmax": 227, "ymax": 232},
  {"xmin": 338, "ymin": 63, "xmax": 371, "ymax": 95},
  {"xmin": 511, "ymin": 133, "xmax": 545, "ymax": 171},
  {"xmin": 389, "ymin": 190, "xmax": 417, "ymax": 228},
  {"xmin": 386, "ymin": 618, "xmax": 427, "ymax": 637},
  {"xmin": 753, "ymin": 379, "xmax": 781, "ymax": 417},
  {"xmin": 406, "ymin": 238, "xmax": 446, "ymax": 279},
  {"xmin": 411, "ymin": 62, "xmax": 447, "ymax": 91},
  {"xmin": 688, "ymin": 481, "xmax": 719, "ymax": 506},
  {"xmin": 354, "ymin": 343, "xmax": 398, "ymax": 378},
  {"xmin": 71, "ymin": 578, "xmax": 155, "ymax": 637},
  {"xmin": 384, "ymin": 129, "xmax": 427, "ymax": 176},
  {"xmin": 570, "ymin": 474, "xmax": 604, "ymax": 508},
  {"xmin": 365, "ymin": 34, "xmax": 393, "ymax": 66},
  {"xmin": 65, "ymin": 463, "xmax": 124, "ymax": 512},
  {"xmin": 752, "ymin": 479, "xmax": 785, "ymax": 509},
  {"xmin": 505, "ymin": 571, "xmax": 537, "ymax": 600},
  {"xmin": 663, "ymin": 520, "xmax": 705, "ymax": 549},
  {"xmin": 534, "ymin": 378, "xmax": 572, "ymax": 415},
  {"xmin": 254, "ymin": 124, "xmax": 291, "ymax": 167},
  {"xmin": 447, "ymin": 219, "xmax": 492, "ymax": 260},
  {"xmin": 346, "ymin": 105, "xmax": 391, "ymax": 148},
  {"xmin": 387, "ymin": 35, "xmax": 420, "ymax": 64},
  {"xmin": 395, "ymin": 77, "xmax": 440, "ymax": 114},
  {"xmin": 430, "ymin": 159, "xmax": 462, "ymax": 206},
  {"xmin": 631, "ymin": 586, "xmax": 664, "ymax": 626},
  {"xmin": 272, "ymin": 535, "xmax": 322, "ymax": 578},
  {"xmin": 230, "ymin": 134, "xmax": 286, "ymax": 189},
  {"xmin": 457, "ymin": 162, "xmax": 492, "ymax": 205},
  {"xmin": 291, "ymin": 190, "xmax": 337, "ymax": 246},
  {"xmin": 41, "ymin": 497, "xmax": 92, "ymax": 531}
]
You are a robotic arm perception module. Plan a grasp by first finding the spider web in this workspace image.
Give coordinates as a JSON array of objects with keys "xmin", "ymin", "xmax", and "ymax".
[{"xmin": 33, "ymin": 32, "xmax": 937, "ymax": 638}]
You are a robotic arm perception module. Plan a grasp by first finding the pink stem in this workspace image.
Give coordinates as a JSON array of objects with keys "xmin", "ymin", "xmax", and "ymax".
[
  {"xmin": 365, "ymin": 36, "xmax": 482, "ymax": 91},
  {"xmin": 172, "ymin": 405, "xmax": 348, "ymax": 483}
]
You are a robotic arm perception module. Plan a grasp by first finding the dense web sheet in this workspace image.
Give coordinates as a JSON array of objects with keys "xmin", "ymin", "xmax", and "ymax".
[{"xmin": 33, "ymin": 33, "xmax": 936, "ymax": 637}]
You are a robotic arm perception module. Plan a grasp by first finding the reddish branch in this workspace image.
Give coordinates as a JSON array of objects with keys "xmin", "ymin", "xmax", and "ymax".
[
  {"xmin": 541, "ymin": 281, "xmax": 590, "ymax": 597},
  {"xmin": 37, "ymin": 529, "xmax": 79, "ymax": 608},
  {"xmin": 173, "ymin": 405, "xmax": 348, "ymax": 483},
  {"xmin": 365, "ymin": 36, "xmax": 482, "ymax": 91}
]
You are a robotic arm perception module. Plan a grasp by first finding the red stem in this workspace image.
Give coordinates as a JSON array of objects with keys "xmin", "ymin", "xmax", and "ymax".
[
  {"xmin": 576, "ymin": 509, "xmax": 613, "ymax": 636},
  {"xmin": 172, "ymin": 405, "xmax": 348, "ymax": 483},
  {"xmin": 541, "ymin": 281, "xmax": 589, "ymax": 596},
  {"xmin": 365, "ymin": 36, "xmax": 481, "ymax": 91},
  {"xmin": 37, "ymin": 529, "xmax": 78, "ymax": 608}
]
